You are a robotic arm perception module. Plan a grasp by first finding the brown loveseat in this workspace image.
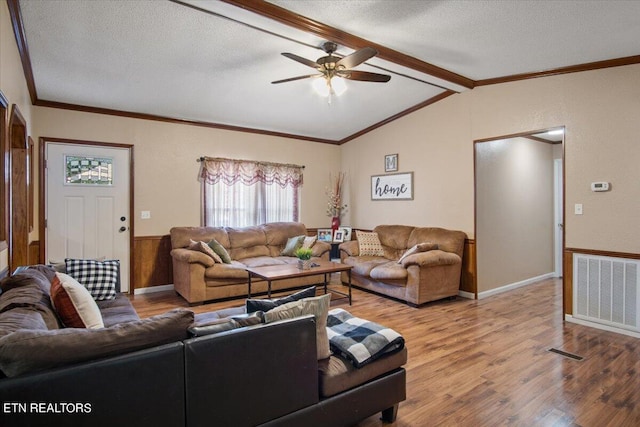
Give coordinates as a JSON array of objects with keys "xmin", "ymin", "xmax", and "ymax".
[
  {"xmin": 339, "ymin": 225, "xmax": 466, "ymax": 306},
  {"xmin": 170, "ymin": 222, "xmax": 330, "ymax": 304}
]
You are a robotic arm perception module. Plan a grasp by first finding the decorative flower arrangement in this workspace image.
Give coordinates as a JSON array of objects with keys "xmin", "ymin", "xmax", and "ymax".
[
  {"xmin": 325, "ymin": 172, "xmax": 347, "ymax": 218},
  {"xmin": 295, "ymin": 247, "xmax": 313, "ymax": 269},
  {"xmin": 295, "ymin": 247, "xmax": 313, "ymax": 260}
]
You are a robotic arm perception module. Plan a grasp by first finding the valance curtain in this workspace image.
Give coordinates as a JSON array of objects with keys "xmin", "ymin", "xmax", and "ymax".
[{"xmin": 199, "ymin": 157, "xmax": 303, "ymax": 227}]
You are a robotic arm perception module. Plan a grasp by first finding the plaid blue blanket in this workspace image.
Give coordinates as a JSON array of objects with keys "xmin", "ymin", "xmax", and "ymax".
[{"xmin": 326, "ymin": 308, "xmax": 404, "ymax": 368}]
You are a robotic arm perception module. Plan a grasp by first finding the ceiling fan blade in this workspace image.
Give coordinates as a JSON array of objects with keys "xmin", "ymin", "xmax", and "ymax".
[
  {"xmin": 281, "ymin": 53, "xmax": 321, "ymax": 70},
  {"xmin": 336, "ymin": 47, "xmax": 377, "ymax": 69},
  {"xmin": 337, "ymin": 70, "xmax": 391, "ymax": 82},
  {"xmin": 271, "ymin": 74, "xmax": 320, "ymax": 84}
]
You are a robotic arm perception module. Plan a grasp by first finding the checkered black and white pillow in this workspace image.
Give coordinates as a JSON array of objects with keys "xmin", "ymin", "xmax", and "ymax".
[{"xmin": 65, "ymin": 259, "xmax": 120, "ymax": 301}]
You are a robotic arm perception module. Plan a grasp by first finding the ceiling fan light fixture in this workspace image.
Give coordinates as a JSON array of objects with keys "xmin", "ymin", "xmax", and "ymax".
[{"xmin": 312, "ymin": 76, "xmax": 347, "ymax": 97}]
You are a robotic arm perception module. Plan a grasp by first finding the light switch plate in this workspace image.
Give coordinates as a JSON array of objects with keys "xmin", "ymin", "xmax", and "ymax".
[
  {"xmin": 574, "ymin": 204, "xmax": 583, "ymax": 215},
  {"xmin": 141, "ymin": 210, "xmax": 151, "ymax": 219}
]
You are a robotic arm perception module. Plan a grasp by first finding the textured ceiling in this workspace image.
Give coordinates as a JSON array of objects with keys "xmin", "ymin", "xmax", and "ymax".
[{"xmin": 14, "ymin": 0, "xmax": 640, "ymax": 143}]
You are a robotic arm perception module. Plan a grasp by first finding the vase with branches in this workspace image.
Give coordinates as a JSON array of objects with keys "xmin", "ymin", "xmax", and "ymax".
[{"xmin": 326, "ymin": 172, "xmax": 347, "ymax": 233}]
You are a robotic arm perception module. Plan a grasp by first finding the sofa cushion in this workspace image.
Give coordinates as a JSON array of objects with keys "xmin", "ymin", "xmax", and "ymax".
[
  {"xmin": 96, "ymin": 293, "xmax": 141, "ymax": 327},
  {"xmin": 343, "ymin": 256, "xmax": 388, "ymax": 276},
  {"xmin": 0, "ymin": 307, "xmax": 48, "ymax": 338},
  {"xmin": 264, "ymin": 294, "xmax": 331, "ymax": 360},
  {"xmin": 398, "ymin": 242, "xmax": 439, "ymax": 263},
  {"xmin": 0, "ymin": 270, "xmax": 61, "ymax": 331},
  {"xmin": 204, "ymin": 262, "xmax": 250, "ymax": 280},
  {"xmin": 51, "ymin": 273, "xmax": 105, "ymax": 329},
  {"xmin": 194, "ymin": 305, "xmax": 246, "ymax": 323},
  {"xmin": 280, "ymin": 235, "xmax": 305, "ymax": 256},
  {"xmin": 370, "ymin": 262, "xmax": 409, "ymax": 281},
  {"xmin": 65, "ymin": 258, "xmax": 119, "ymax": 300},
  {"xmin": 188, "ymin": 311, "xmax": 265, "ymax": 337},
  {"xmin": 208, "ymin": 238, "xmax": 232, "ymax": 263},
  {"xmin": 318, "ymin": 348, "xmax": 407, "ymax": 398},
  {"xmin": 189, "ymin": 239, "xmax": 223, "ymax": 263},
  {"xmin": 246, "ymin": 286, "xmax": 316, "ymax": 313},
  {"xmin": 240, "ymin": 256, "xmax": 287, "ymax": 268},
  {"xmin": 0, "ymin": 308, "xmax": 193, "ymax": 377},
  {"xmin": 356, "ymin": 230, "xmax": 384, "ymax": 256}
]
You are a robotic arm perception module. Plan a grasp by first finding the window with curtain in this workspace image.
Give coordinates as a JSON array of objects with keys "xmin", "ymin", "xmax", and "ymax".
[{"xmin": 199, "ymin": 157, "xmax": 303, "ymax": 227}]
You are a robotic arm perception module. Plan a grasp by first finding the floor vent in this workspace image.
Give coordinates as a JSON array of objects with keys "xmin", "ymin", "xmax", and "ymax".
[
  {"xmin": 548, "ymin": 348, "xmax": 583, "ymax": 361},
  {"xmin": 573, "ymin": 253, "xmax": 640, "ymax": 333}
]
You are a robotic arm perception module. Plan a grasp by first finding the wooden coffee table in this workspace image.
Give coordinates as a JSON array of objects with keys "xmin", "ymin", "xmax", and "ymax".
[{"xmin": 246, "ymin": 261, "xmax": 353, "ymax": 305}]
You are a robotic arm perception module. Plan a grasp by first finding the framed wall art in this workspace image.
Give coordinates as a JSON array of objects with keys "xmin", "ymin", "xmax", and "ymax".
[
  {"xmin": 384, "ymin": 153, "xmax": 398, "ymax": 172},
  {"xmin": 371, "ymin": 172, "xmax": 413, "ymax": 201}
]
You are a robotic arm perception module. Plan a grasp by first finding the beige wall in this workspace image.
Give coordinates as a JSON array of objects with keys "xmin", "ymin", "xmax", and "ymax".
[
  {"xmin": 475, "ymin": 137, "xmax": 554, "ymax": 292},
  {"xmin": 1, "ymin": 2, "xmax": 35, "ymax": 272},
  {"xmin": 33, "ymin": 107, "xmax": 341, "ymax": 237},
  {"xmin": 343, "ymin": 64, "xmax": 640, "ymax": 258}
]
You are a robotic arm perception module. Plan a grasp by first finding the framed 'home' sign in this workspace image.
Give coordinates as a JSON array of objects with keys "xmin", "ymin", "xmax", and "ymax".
[{"xmin": 371, "ymin": 172, "xmax": 413, "ymax": 201}]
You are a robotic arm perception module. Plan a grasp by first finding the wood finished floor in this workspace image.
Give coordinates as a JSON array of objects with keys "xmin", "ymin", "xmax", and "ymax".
[{"xmin": 129, "ymin": 278, "xmax": 640, "ymax": 426}]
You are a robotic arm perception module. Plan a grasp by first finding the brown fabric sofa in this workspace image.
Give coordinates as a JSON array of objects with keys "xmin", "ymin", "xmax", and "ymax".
[
  {"xmin": 170, "ymin": 222, "xmax": 331, "ymax": 304},
  {"xmin": 339, "ymin": 225, "xmax": 466, "ymax": 306}
]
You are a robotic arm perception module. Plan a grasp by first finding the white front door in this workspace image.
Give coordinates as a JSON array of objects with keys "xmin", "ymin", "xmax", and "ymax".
[{"xmin": 46, "ymin": 142, "xmax": 131, "ymax": 292}]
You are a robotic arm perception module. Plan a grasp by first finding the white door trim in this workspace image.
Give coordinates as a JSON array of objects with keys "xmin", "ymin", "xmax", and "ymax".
[
  {"xmin": 554, "ymin": 158, "xmax": 563, "ymax": 277},
  {"xmin": 39, "ymin": 137, "xmax": 134, "ymax": 292}
]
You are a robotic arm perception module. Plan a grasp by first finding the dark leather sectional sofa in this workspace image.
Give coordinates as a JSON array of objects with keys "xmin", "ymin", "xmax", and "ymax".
[{"xmin": 0, "ymin": 266, "xmax": 406, "ymax": 426}]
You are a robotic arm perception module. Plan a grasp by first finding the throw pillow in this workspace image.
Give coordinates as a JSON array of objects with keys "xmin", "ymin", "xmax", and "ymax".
[
  {"xmin": 264, "ymin": 293, "xmax": 331, "ymax": 360},
  {"xmin": 280, "ymin": 235, "xmax": 306, "ymax": 256},
  {"xmin": 207, "ymin": 239, "xmax": 232, "ymax": 264},
  {"xmin": 356, "ymin": 230, "xmax": 384, "ymax": 257},
  {"xmin": 246, "ymin": 286, "xmax": 316, "ymax": 313},
  {"xmin": 397, "ymin": 242, "xmax": 439, "ymax": 263},
  {"xmin": 65, "ymin": 259, "xmax": 120, "ymax": 300},
  {"xmin": 189, "ymin": 239, "xmax": 223, "ymax": 263},
  {"xmin": 0, "ymin": 309, "xmax": 193, "ymax": 377},
  {"xmin": 51, "ymin": 273, "xmax": 105, "ymax": 329},
  {"xmin": 301, "ymin": 235, "xmax": 317, "ymax": 249}
]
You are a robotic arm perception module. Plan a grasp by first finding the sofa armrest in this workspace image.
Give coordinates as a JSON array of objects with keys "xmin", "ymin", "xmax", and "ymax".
[
  {"xmin": 400, "ymin": 250, "xmax": 461, "ymax": 268},
  {"xmin": 312, "ymin": 241, "xmax": 331, "ymax": 258},
  {"xmin": 339, "ymin": 240, "xmax": 359, "ymax": 258},
  {"xmin": 184, "ymin": 315, "xmax": 318, "ymax": 426},
  {"xmin": 170, "ymin": 248, "xmax": 215, "ymax": 267},
  {"xmin": 0, "ymin": 342, "xmax": 186, "ymax": 427}
]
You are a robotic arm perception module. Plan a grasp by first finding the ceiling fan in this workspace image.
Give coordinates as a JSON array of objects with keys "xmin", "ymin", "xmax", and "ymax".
[{"xmin": 272, "ymin": 41, "xmax": 391, "ymax": 96}]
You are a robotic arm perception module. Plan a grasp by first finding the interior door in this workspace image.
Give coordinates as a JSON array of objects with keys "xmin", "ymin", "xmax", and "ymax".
[{"xmin": 46, "ymin": 143, "xmax": 131, "ymax": 292}]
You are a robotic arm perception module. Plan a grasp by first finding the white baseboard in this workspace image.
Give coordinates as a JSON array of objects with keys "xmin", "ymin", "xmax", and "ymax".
[
  {"xmin": 477, "ymin": 272, "xmax": 555, "ymax": 300},
  {"xmin": 134, "ymin": 284, "xmax": 175, "ymax": 295},
  {"xmin": 457, "ymin": 290, "xmax": 475, "ymax": 299},
  {"xmin": 565, "ymin": 314, "xmax": 640, "ymax": 339}
]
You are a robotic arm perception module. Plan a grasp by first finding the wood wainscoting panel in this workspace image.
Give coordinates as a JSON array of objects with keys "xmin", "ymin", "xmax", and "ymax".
[
  {"xmin": 460, "ymin": 238, "xmax": 476, "ymax": 296},
  {"xmin": 563, "ymin": 250, "xmax": 573, "ymax": 315},
  {"xmin": 28, "ymin": 240, "xmax": 39, "ymax": 265},
  {"xmin": 133, "ymin": 235, "xmax": 173, "ymax": 291}
]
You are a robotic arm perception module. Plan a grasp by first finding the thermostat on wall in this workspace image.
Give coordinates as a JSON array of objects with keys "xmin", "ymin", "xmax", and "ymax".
[{"xmin": 591, "ymin": 182, "xmax": 610, "ymax": 192}]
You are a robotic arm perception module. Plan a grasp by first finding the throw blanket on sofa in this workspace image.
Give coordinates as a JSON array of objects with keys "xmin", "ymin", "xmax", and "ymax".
[{"xmin": 326, "ymin": 308, "xmax": 404, "ymax": 368}]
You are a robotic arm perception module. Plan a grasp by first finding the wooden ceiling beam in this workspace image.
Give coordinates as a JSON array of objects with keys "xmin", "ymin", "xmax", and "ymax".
[{"xmin": 221, "ymin": 0, "xmax": 475, "ymax": 89}]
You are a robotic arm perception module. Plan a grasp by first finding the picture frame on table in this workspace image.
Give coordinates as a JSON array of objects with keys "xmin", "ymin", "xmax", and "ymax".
[
  {"xmin": 339, "ymin": 226, "xmax": 352, "ymax": 241},
  {"xmin": 317, "ymin": 229, "xmax": 333, "ymax": 242},
  {"xmin": 333, "ymin": 230, "xmax": 345, "ymax": 243},
  {"xmin": 385, "ymin": 153, "xmax": 398, "ymax": 172}
]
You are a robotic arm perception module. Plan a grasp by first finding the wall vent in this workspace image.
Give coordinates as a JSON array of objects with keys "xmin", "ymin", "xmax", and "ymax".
[{"xmin": 573, "ymin": 254, "xmax": 640, "ymax": 333}]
